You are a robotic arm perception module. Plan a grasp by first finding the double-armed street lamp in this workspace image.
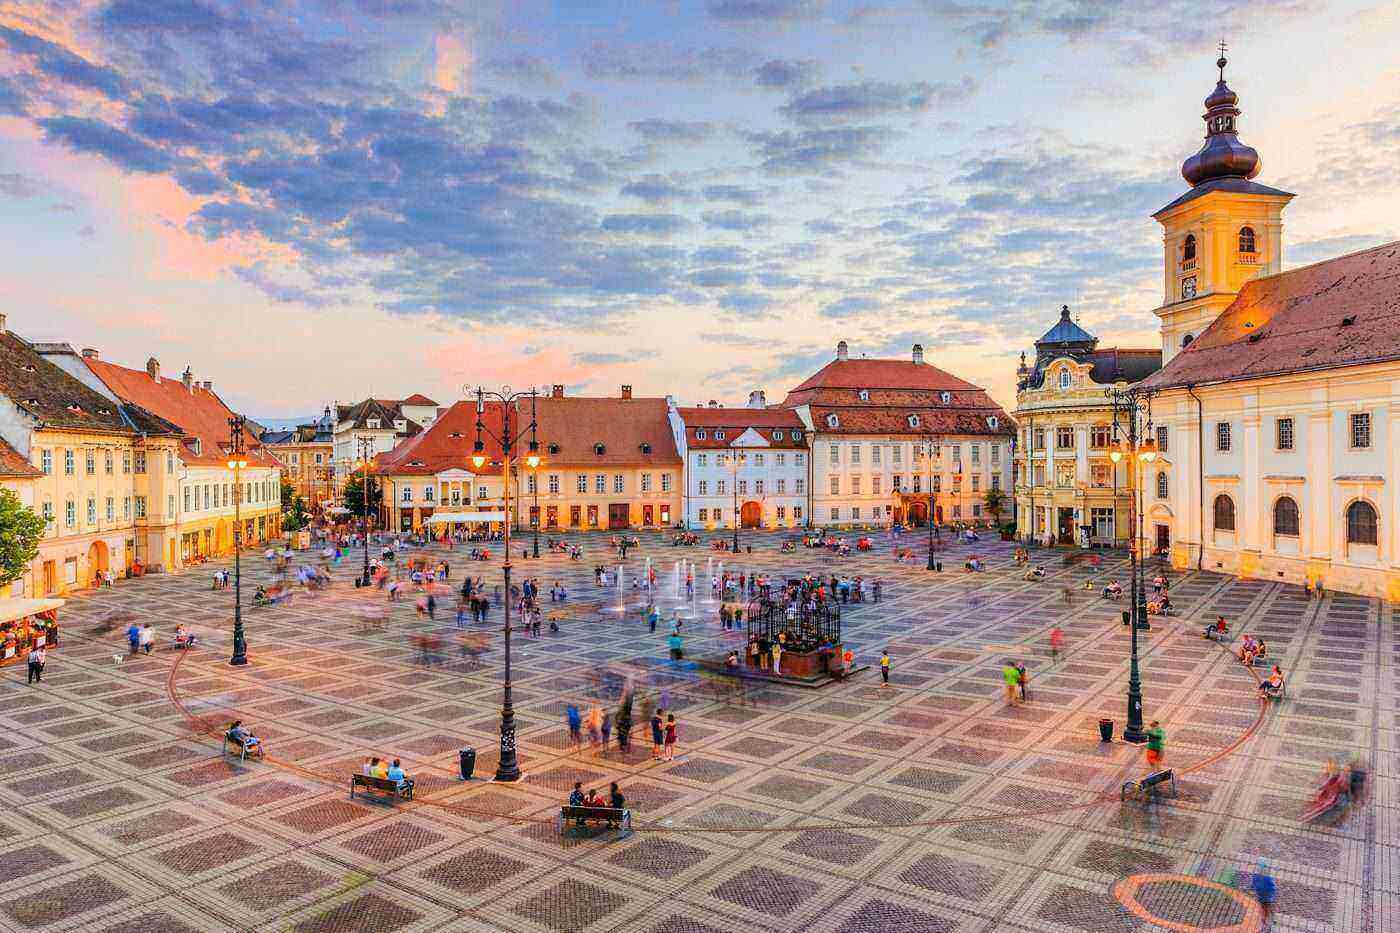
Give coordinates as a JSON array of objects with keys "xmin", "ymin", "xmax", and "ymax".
[
  {"xmin": 354, "ymin": 436, "xmax": 375, "ymax": 586},
  {"xmin": 227, "ymin": 416, "xmax": 249, "ymax": 666},
  {"xmin": 1106, "ymin": 385, "xmax": 1158, "ymax": 744},
  {"xmin": 727, "ymin": 451, "xmax": 745, "ymax": 552},
  {"xmin": 470, "ymin": 385, "xmax": 540, "ymax": 783}
]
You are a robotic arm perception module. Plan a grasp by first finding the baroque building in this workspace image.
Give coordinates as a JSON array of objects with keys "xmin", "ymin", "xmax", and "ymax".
[
  {"xmin": 1012, "ymin": 307, "xmax": 1162, "ymax": 547},
  {"xmin": 782, "ymin": 341, "xmax": 1015, "ymax": 528},
  {"xmin": 1138, "ymin": 54, "xmax": 1400, "ymax": 600}
]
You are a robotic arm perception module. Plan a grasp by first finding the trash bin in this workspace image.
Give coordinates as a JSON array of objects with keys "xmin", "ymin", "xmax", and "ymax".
[
  {"xmin": 458, "ymin": 747, "xmax": 476, "ymax": 781},
  {"xmin": 1121, "ymin": 609, "xmax": 1131, "ymax": 626},
  {"xmin": 1098, "ymin": 719, "xmax": 1114, "ymax": 742},
  {"xmin": 935, "ymin": 562, "xmax": 943, "ymax": 572}
]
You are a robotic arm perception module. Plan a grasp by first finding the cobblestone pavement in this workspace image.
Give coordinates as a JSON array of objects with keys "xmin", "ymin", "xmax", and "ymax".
[{"xmin": 1, "ymin": 530, "xmax": 1393, "ymax": 933}]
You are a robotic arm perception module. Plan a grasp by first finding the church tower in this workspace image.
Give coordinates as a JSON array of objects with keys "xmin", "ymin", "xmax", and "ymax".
[{"xmin": 1151, "ymin": 49, "xmax": 1294, "ymax": 364}]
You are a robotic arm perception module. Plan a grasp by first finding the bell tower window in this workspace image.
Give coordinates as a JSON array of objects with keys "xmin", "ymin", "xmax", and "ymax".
[
  {"xmin": 1181, "ymin": 234, "xmax": 1196, "ymax": 264},
  {"xmin": 1238, "ymin": 226, "xmax": 1256, "ymax": 257}
]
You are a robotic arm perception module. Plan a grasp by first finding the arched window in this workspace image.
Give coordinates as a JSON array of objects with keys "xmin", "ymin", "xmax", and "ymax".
[
  {"xmin": 1346, "ymin": 500, "xmax": 1378, "ymax": 545},
  {"xmin": 1213, "ymin": 494, "xmax": 1235, "ymax": 532},
  {"xmin": 1181, "ymin": 333, "xmax": 1194, "ymax": 348},
  {"xmin": 1156, "ymin": 472, "xmax": 1168, "ymax": 499},
  {"xmin": 1058, "ymin": 370, "xmax": 1071, "ymax": 389},
  {"xmin": 1273, "ymin": 497, "xmax": 1299, "ymax": 537},
  {"xmin": 1182, "ymin": 234, "xmax": 1197, "ymax": 262},
  {"xmin": 1238, "ymin": 226, "xmax": 1256, "ymax": 254}
]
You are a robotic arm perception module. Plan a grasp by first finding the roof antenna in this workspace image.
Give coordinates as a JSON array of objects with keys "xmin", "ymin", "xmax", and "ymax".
[{"xmin": 1217, "ymin": 38, "xmax": 1228, "ymax": 80}]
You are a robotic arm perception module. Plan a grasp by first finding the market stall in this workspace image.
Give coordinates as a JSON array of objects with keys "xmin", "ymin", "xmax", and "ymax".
[{"xmin": 0, "ymin": 598, "xmax": 64, "ymax": 665}]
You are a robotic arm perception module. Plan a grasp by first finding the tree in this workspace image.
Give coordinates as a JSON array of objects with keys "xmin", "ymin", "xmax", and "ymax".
[
  {"xmin": 283, "ymin": 496, "xmax": 310, "ymax": 532},
  {"xmin": 343, "ymin": 473, "xmax": 380, "ymax": 518},
  {"xmin": 983, "ymin": 488, "xmax": 1006, "ymax": 525},
  {"xmin": 0, "ymin": 489, "xmax": 45, "ymax": 589},
  {"xmin": 280, "ymin": 478, "xmax": 295, "ymax": 512}
]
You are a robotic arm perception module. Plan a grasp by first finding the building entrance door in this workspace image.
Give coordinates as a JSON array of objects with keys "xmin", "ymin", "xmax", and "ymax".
[
  {"xmin": 1155, "ymin": 524, "xmax": 1170, "ymax": 555},
  {"xmin": 908, "ymin": 501, "xmax": 928, "ymax": 526},
  {"xmin": 608, "ymin": 503, "xmax": 629, "ymax": 529},
  {"xmin": 642, "ymin": 505, "xmax": 654, "ymax": 526},
  {"xmin": 740, "ymin": 501, "xmax": 762, "ymax": 528},
  {"xmin": 1057, "ymin": 507, "xmax": 1075, "ymax": 545}
]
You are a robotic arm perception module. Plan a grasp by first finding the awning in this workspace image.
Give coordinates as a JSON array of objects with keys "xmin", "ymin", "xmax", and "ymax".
[
  {"xmin": 0, "ymin": 598, "xmax": 65, "ymax": 625},
  {"xmin": 325, "ymin": 507, "xmax": 351, "ymax": 514},
  {"xmin": 426, "ymin": 511, "xmax": 507, "ymax": 524}
]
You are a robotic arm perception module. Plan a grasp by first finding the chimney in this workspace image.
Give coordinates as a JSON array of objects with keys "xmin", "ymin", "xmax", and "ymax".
[
  {"xmin": 0, "ymin": 313, "xmax": 6, "ymax": 334},
  {"xmin": 912, "ymin": 343, "xmax": 924, "ymax": 365},
  {"xmin": 81, "ymin": 348, "xmax": 99, "ymax": 360},
  {"xmin": 708, "ymin": 399, "xmax": 719, "ymax": 408},
  {"xmin": 202, "ymin": 380, "xmax": 212, "ymax": 391},
  {"xmin": 182, "ymin": 366, "xmax": 193, "ymax": 391},
  {"xmin": 620, "ymin": 385, "xmax": 632, "ymax": 400},
  {"xmin": 836, "ymin": 340, "xmax": 848, "ymax": 361},
  {"xmin": 551, "ymin": 384, "xmax": 564, "ymax": 398},
  {"xmin": 146, "ymin": 357, "xmax": 160, "ymax": 380},
  {"xmin": 746, "ymin": 389, "xmax": 767, "ymax": 409}
]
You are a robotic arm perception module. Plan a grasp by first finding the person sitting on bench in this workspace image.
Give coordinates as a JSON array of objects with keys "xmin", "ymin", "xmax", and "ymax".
[
  {"xmin": 569, "ymin": 781, "xmax": 586, "ymax": 826},
  {"xmin": 607, "ymin": 782, "xmax": 626, "ymax": 828},
  {"xmin": 725, "ymin": 650, "xmax": 740, "ymax": 669},
  {"xmin": 385, "ymin": 758, "xmax": 413, "ymax": 794},
  {"xmin": 1258, "ymin": 666, "xmax": 1285, "ymax": 698},
  {"xmin": 227, "ymin": 720, "xmax": 260, "ymax": 754},
  {"xmin": 363, "ymin": 756, "xmax": 380, "ymax": 776},
  {"xmin": 1102, "ymin": 580, "xmax": 1122, "ymax": 598},
  {"xmin": 1204, "ymin": 616, "xmax": 1228, "ymax": 640}
]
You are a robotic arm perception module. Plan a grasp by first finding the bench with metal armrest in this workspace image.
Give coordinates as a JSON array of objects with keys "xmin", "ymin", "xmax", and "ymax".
[
  {"xmin": 1121, "ymin": 768, "xmax": 1176, "ymax": 802},
  {"xmin": 222, "ymin": 731, "xmax": 264, "ymax": 762},
  {"xmin": 350, "ymin": 773, "xmax": 414, "ymax": 800},
  {"xmin": 556, "ymin": 805, "xmax": 631, "ymax": 834}
]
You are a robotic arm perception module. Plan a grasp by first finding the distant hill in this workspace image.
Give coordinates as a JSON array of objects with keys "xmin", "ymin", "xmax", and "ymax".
[{"xmin": 255, "ymin": 416, "xmax": 317, "ymax": 431}]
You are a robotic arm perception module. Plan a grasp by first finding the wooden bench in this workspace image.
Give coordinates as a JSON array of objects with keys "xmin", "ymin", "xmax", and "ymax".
[
  {"xmin": 222, "ymin": 731, "xmax": 264, "ymax": 762},
  {"xmin": 556, "ymin": 805, "xmax": 631, "ymax": 835},
  {"xmin": 1262, "ymin": 680, "xmax": 1287, "ymax": 701},
  {"xmin": 1121, "ymin": 768, "xmax": 1176, "ymax": 802},
  {"xmin": 350, "ymin": 773, "xmax": 414, "ymax": 801}
]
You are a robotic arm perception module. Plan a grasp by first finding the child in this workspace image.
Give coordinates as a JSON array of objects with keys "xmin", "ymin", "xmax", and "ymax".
[
  {"xmin": 1145, "ymin": 720, "xmax": 1165, "ymax": 768},
  {"xmin": 663, "ymin": 713, "xmax": 677, "ymax": 760}
]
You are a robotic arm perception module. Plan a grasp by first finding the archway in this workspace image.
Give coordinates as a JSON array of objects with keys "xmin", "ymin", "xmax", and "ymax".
[
  {"xmin": 86, "ymin": 540, "xmax": 109, "ymax": 584},
  {"xmin": 215, "ymin": 519, "xmax": 232, "ymax": 553},
  {"xmin": 740, "ymin": 501, "xmax": 762, "ymax": 528},
  {"xmin": 908, "ymin": 501, "xmax": 929, "ymax": 526}
]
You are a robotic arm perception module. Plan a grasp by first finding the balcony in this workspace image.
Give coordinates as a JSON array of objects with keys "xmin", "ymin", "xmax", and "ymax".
[
  {"xmin": 1238, "ymin": 252, "xmax": 1258, "ymax": 264},
  {"xmin": 1179, "ymin": 258, "xmax": 1197, "ymax": 272}
]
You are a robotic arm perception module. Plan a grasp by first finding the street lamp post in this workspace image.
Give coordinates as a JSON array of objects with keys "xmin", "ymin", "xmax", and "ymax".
[
  {"xmin": 1107, "ymin": 386, "xmax": 1157, "ymax": 744},
  {"xmin": 921, "ymin": 439, "xmax": 937, "ymax": 570},
  {"xmin": 471, "ymin": 385, "xmax": 540, "ymax": 783},
  {"xmin": 730, "ymin": 453, "xmax": 742, "ymax": 552},
  {"xmin": 227, "ymin": 416, "xmax": 249, "ymax": 666},
  {"xmin": 355, "ymin": 436, "xmax": 374, "ymax": 586},
  {"xmin": 531, "ymin": 458, "xmax": 540, "ymax": 559}
]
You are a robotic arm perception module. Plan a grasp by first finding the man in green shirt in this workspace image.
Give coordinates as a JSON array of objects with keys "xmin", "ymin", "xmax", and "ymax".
[
  {"xmin": 1002, "ymin": 661, "xmax": 1020, "ymax": 706},
  {"xmin": 1146, "ymin": 720, "xmax": 1165, "ymax": 767}
]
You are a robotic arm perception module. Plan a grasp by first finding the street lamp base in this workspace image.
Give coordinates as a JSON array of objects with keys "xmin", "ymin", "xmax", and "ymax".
[
  {"xmin": 1121, "ymin": 727, "xmax": 1148, "ymax": 744},
  {"xmin": 228, "ymin": 655, "xmax": 248, "ymax": 667},
  {"xmin": 493, "ymin": 765, "xmax": 524, "ymax": 782}
]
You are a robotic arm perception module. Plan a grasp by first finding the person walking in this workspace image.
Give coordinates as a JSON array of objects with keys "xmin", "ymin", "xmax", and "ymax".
[
  {"xmin": 1145, "ymin": 720, "xmax": 1166, "ymax": 768},
  {"xmin": 139, "ymin": 623, "xmax": 155, "ymax": 656},
  {"xmin": 601, "ymin": 711, "xmax": 612, "ymax": 756},
  {"xmin": 1049, "ymin": 626, "xmax": 1064, "ymax": 663},
  {"xmin": 772, "ymin": 640, "xmax": 783, "ymax": 677},
  {"xmin": 566, "ymin": 703, "xmax": 582, "ymax": 751},
  {"xmin": 26, "ymin": 644, "xmax": 45, "ymax": 684},
  {"xmin": 1001, "ymin": 660, "xmax": 1020, "ymax": 706},
  {"xmin": 127, "ymin": 622, "xmax": 141, "ymax": 656},
  {"xmin": 1015, "ymin": 660, "xmax": 1029, "ymax": 703},
  {"xmin": 879, "ymin": 649, "xmax": 891, "ymax": 687},
  {"xmin": 663, "ymin": 713, "xmax": 678, "ymax": 760}
]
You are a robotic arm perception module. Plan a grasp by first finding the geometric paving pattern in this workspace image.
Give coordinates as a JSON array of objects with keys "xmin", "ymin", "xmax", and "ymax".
[{"xmin": 1, "ymin": 527, "xmax": 1394, "ymax": 931}]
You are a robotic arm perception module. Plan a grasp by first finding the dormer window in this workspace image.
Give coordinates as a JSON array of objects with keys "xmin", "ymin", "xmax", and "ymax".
[
  {"xmin": 790, "ymin": 430, "xmax": 801, "ymax": 441},
  {"xmin": 97, "ymin": 408, "xmax": 111, "ymax": 415},
  {"xmin": 857, "ymin": 389, "xmax": 870, "ymax": 401},
  {"xmin": 548, "ymin": 443, "xmax": 560, "ymax": 455},
  {"xmin": 367, "ymin": 418, "xmax": 380, "ymax": 429},
  {"xmin": 988, "ymin": 416, "xmax": 999, "ymax": 429},
  {"xmin": 772, "ymin": 430, "xmax": 783, "ymax": 441},
  {"xmin": 696, "ymin": 430, "xmax": 707, "ymax": 440},
  {"xmin": 1059, "ymin": 370, "xmax": 1071, "ymax": 390},
  {"xmin": 449, "ymin": 432, "xmax": 462, "ymax": 438},
  {"xmin": 825, "ymin": 413, "xmax": 839, "ymax": 429},
  {"xmin": 594, "ymin": 443, "xmax": 606, "ymax": 455},
  {"xmin": 939, "ymin": 392, "xmax": 951, "ymax": 404},
  {"xmin": 67, "ymin": 403, "xmax": 82, "ymax": 414},
  {"xmin": 715, "ymin": 431, "xmax": 725, "ymax": 440},
  {"xmin": 640, "ymin": 442, "xmax": 652, "ymax": 454},
  {"xmin": 394, "ymin": 420, "xmax": 406, "ymax": 431},
  {"xmin": 192, "ymin": 438, "xmax": 203, "ymax": 456},
  {"xmin": 907, "ymin": 414, "xmax": 920, "ymax": 429}
]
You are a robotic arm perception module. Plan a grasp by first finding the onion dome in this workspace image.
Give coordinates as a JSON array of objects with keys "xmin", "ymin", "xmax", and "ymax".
[{"xmin": 1181, "ymin": 51, "xmax": 1261, "ymax": 186}]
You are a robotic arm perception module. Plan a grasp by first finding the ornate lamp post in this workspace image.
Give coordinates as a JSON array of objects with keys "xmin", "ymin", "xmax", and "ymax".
[
  {"xmin": 530, "ymin": 457, "xmax": 541, "ymax": 559},
  {"xmin": 471, "ymin": 385, "xmax": 539, "ymax": 783},
  {"xmin": 355, "ymin": 436, "xmax": 375, "ymax": 586},
  {"xmin": 1107, "ymin": 386, "xmax": 1158, "ymax": 744},
  {"xmin": 227, "ymin": 416, "xmax": 249, "ymax": 666},
  {"xmin": 919, "ymin": 439, "xmax": 938, "ymax": 569},
  {"xmin": 728, "ymin": 451, "xmax": 744, "ymax": 552}
]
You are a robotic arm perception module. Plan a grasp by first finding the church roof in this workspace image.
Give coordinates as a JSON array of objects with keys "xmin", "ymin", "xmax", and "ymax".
[
  {"xmin": 1036, "ymin": 305, "xmax": 1097, "ymax": 346},
  {"xmin": 1154, "ymin": 176, "xmax": 1294, "ymax": 218},
  {"xmin": 1141, "ymin": 240, "xmax": 1400, "ymax": 391}
]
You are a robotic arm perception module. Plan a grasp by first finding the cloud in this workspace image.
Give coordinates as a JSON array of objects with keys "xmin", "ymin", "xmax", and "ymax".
[
  {"xmin": 570, "ymin": 351, "xmax": 638, "ymax": 366},
  {"xmin": 581, "ymin": 43, "xmax": 758, "ymax": 82},
  {"xmin": 620, "ymin": 175, "xmax": 691, "ymax": 202},
  {"xmin": 482, "ymin": 54, "xmax": 555, "ymax": 84},
  {"xmin": 99, "ymin": 0, "xmax": 228, "ymax": 33},
  {"xmin": 0, "ymin": 76, "xmax": 25, "ymax": 115},
  {"xmin": 234, "ymin": 262, "xmax": 334, "ymax": 307},
  {"xmin": 701, "ymin": 209, "xmax": 774, "ymax": 231},
  {"xmin": 745, "ymin": 125, "xmax": 894, "ymax": 173},
  {"xmin": 702, "ymin": 184, "xmax": 763, "ymax": 205},
  {"xmin": 600, "ymin": 213, "xmax": 690, "ymax": 235},
  {"xmin": 0, "ymin": 26, "xmax": 127, "ymax": 99},
  {"xmin": 39, "ymin": 116, "xmax": 175, "ymax": 173},
  {"xmin": 706, "ymin": 0, "xmax": 825, "ymax": 21},
  {"xmin": 77, "ymin": 224, "xmax": 96, "ymax": 237},
  {"xmin": 0, "ymin": 173, "xmax": 44, "ymax": 198},
  {"xmin": 693, "ymin": 246, "xmax": 751, "ymax": 264},
  {"xmin": 691, "ymin": 267, "xmax": 751, "ymax": 288},
  {"xmin": 627, "ymin": 119, "xmax": 717, "ymax": 143},
  {"xmin": 819, "ymin": 295, "xmax": 879, "ymax": 318},
  {"xmin": 717, "ymin": 291, "xmax": 776, "ymax": 315},
  {"xmin": 754, "ymin": 58, "xmax": 819, "ymax": 89},
  {"xmin": 780, "ymin": 78, "xmax": 975, "ymax": 123}
]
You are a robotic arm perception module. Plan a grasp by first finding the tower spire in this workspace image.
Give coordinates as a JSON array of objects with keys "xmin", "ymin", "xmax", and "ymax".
[
  {"xmin": 1217, "ymin": 38, "xmax": 1228, "ymax": 80},
  {"xmin": 1180, "ymin": 47, "xmax": 1260, "ymax": 186}
]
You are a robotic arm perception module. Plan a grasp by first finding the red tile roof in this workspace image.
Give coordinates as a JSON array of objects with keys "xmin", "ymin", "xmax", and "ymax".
[
  {"xmin": 0, "ymin": 332, "xmax": 136, "ymax": 435},
  {"xmin": 400, "ymin": 393, "xmax": 438, "ymax": 406},
  {"xmin": 1141, "ymin": 240, "xmax": 1400, "ymax": 390},
  {"xmin": 785, "ymin": 358, "xmax": 979, "ymax": 400},
  {"xmin": 0, "ymin": 437, "xmax": 40, "ymax": 477},
  {"xmin": 674, "ymin": 407, "xmax": 807, "ymax": 449},
  {"xmin": 808, "ymin": 405, "xmax": 1014, "ymax": 438},
  {"xmin": 378, "ymin": 395, "xmax": 681, "ymax": 475},
  {"xmin": 84, "ymin": 358, "xmax": 277, "ymax": 467}
]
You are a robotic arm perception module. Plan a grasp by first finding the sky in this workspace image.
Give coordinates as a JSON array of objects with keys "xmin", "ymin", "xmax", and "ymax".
[{"xmin": 2, "ymin": 0, "xmax": 1398, "ymax": 421}]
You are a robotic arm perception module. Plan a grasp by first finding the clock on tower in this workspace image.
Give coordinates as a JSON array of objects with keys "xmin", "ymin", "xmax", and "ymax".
[{"xmin": 1181, "ymin": 276, "xmax": 1197, "ymax": 299}]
